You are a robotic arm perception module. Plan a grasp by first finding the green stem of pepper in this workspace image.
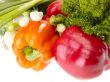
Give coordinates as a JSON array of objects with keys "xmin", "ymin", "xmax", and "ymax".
[{"xmin": 23, "ymin": 46, "xmax": 41, "ymax": 61}]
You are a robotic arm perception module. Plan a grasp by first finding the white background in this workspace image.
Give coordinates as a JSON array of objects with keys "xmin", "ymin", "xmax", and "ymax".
[{"xmin": 0, "ymin": 36, "xmax": 110, "ymax": 82}]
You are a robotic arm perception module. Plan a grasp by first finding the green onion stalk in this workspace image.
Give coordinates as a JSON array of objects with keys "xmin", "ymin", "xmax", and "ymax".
[{"xmin": 0, "ymin": 0, "xmax": 49, "ymax": 35}]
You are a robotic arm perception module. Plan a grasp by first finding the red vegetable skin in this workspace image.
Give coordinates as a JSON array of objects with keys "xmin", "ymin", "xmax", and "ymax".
[
  {"xmin": 108, "ymin": 46, "xmax": 110, "ymax": 59},
  {"xmin": 53, "ymin": 26, "xmax": 108, "ymax": 79},
  {"xmin": 104, "ymin": 46, "xmax": 110, "ymax": 70},
  {"xmin": 43, "ymin": 1, "xmax": 65, "ymax": 20}
]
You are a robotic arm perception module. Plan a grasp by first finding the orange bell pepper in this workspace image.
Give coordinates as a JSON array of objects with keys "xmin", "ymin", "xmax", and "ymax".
[{"xmin": 12, "ymin": 20, "xmax": 59, "ymax": 71}]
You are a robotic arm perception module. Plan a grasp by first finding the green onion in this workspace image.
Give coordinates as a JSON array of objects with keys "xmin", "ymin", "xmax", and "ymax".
[
  {"xmin": 0, "ymin": 0, "xmax": 30, "ymax": 11},
  {"xmin": 6, "ymin": 22, "xmax": 20, "ymax": 32},
  {"xmin": 0, "ymin": 0, "xmax": 49, "ymax": 29},
  {"xmin": 0, "ymin": 4, "xmax": 22, "ymax": 16}
]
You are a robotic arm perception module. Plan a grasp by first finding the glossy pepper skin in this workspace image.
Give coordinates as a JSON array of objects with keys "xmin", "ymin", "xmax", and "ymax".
[
  {"xmin": 53, "ymin": 26, "xmax": 108, "ymax": 79},
  {"xmin": 43, "ymin": 1, "xmax": 65, "ymax": 20},
  {"xmin": 104, "ymin": 46, "xmax": 110, "ymax": 70},
  {"xmin": 12, "ymin": 20, "xmax": 59, "ymax": 71}
]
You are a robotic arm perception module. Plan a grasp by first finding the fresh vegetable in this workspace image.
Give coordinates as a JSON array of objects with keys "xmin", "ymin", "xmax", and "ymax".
[
  {"xmin": 90, "ymin": 15, "xmax": 110, "ymax": 45},
  {"xmin": 30, "ymin": 11, "xmax": 43, "ymax": 21},
  {"xmin": 50, "ymin": 0, "xmax": 110, "ymax": 79},
  {"xmin": 62, "ymin": 0, "xmax": 109, "ymax": 17},
  {"xmin": 3, "ymin": 32, "xmax": 16, "ymax": 49},
  {"xmin": 43, "ymin": 1, "xmax": 65, "ymax": 20},
  {"xmin": 64, "ymin": 11, "xmax": 110, "ymax": 44},
  {"xmin": 64, "ymin": 12, "xmax": 94, "ymax": 28},
  {"xmin": 108, "ymin": 46, "xmax": 110, "ymax": 58},
  {"xmin": 53, "ymin": 26, "xmax": 109, "ymax": 79},
  {"xmin": 18, "ymin": 16, "xmax": 29, "ymax": 27},
  {"xmin": 49, "ymin": 14, "xmax": 66, "ymax": 25},
  {"xmin": 0, "ymin": 0, "xmax": 49, "ymax": 36},
  {"xmin": 12, "ymin": 20, "xmax": 59, "ymax": 71},
  {"xmin": 104, "ymin": 45, "xmax": 110, "ymax": 70},
  {"xmin": 52, "ymin": 0, "xmax": 110, "ymax": 45},
  {"xmin": 0, "ymin": 0, "xmax": 109, "ymax": 80},
  {"xmin": 56, "ymin": 24, "xmax": 66, "ymax": 34}
]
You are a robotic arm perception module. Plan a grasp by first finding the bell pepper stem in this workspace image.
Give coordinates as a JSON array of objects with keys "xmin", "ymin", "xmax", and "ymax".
[{"xmin": 23, "ymin": 46, "xmax": 41, "ymax": 61}]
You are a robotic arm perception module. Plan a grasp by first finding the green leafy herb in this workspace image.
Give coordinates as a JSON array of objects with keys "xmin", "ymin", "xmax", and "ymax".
[{"xmin": 61, "ymin": 0, "xmax": 110, "ymax": 45}]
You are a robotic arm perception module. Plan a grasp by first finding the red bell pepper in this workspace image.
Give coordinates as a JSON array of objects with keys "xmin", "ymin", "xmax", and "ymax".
[
  {"xmin": 104, "ymin": 45, "xmax": 110, "ymax": 70},
  {"xmin": 53, "ymin": 26, "xmax": 109, "ymax": 79},
  {"xmin": 43, "ymin": 1, "xmax": 65, "ymax": 20}
]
